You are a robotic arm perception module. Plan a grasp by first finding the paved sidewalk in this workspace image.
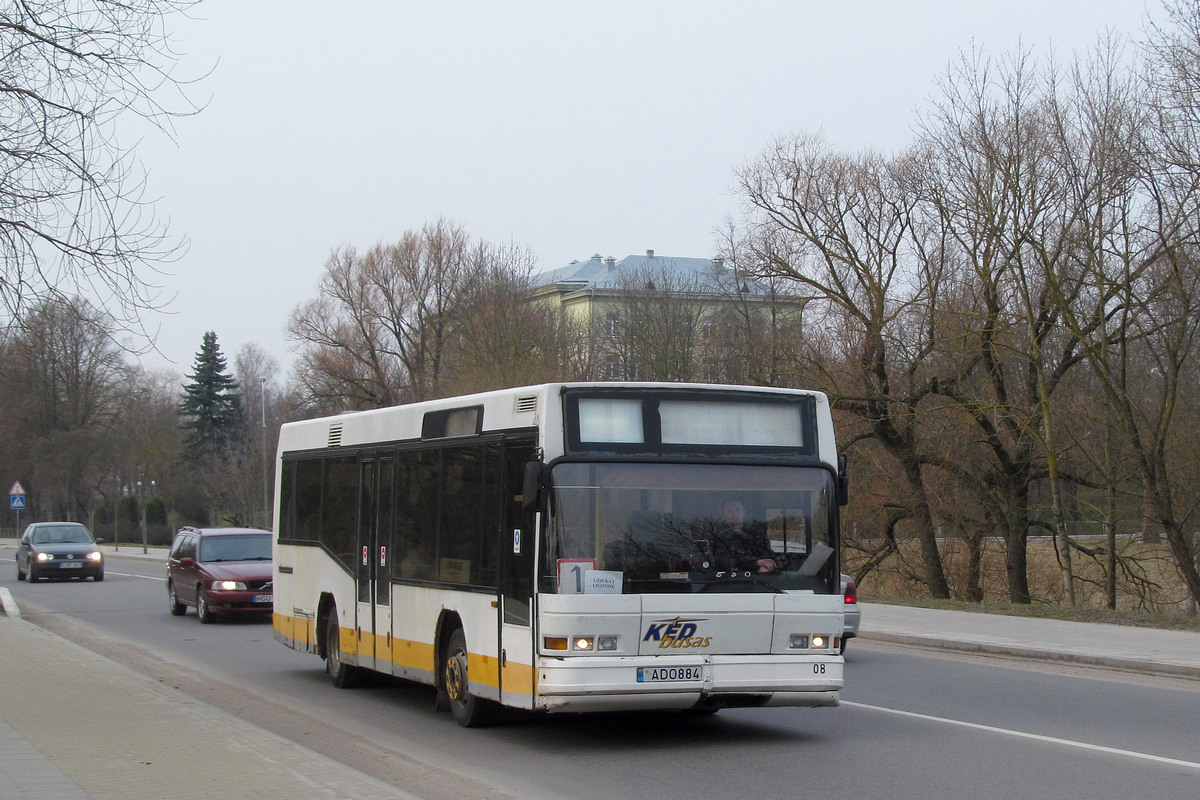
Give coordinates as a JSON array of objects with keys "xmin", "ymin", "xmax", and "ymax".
[
  {"xmin": 0, "ymin": 588, "xmax": 413, "ymax": 800},
  {"xmin": 858, "ymin": 602, "xmax": 1200, "ymax": 679}
]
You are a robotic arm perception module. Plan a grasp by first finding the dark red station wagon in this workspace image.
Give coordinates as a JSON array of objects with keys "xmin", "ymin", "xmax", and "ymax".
[{"xmin": 165, "ymin": 526, "xmax": 273, "ymax": 623}]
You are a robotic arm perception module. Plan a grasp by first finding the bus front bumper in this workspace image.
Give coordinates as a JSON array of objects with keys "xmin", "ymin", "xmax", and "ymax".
[{"xmin": 532, "ymin": 654, "xmax": 842, "ymax": 713}]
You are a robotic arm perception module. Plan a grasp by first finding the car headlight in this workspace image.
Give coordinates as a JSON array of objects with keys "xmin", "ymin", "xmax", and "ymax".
[
  {"xmin": 36, "ymin": 552, "xmax": 53, "ymax": 562},
  {"xmin": 212, "ymin": 580, "xmax": 247, "ymax": 591},
  {"xmin": 86, "ymin": 551, "xmax": 103, "ymax": 562}
]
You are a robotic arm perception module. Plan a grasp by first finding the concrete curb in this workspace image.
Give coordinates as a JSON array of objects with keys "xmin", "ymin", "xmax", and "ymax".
[
  {"xmin": 0, "ymin": 587, "xmax": 18, "ymax": 617},
  {"xmin": 860, "ymin": 630, "xmax": 1200, "ymax": 681}
]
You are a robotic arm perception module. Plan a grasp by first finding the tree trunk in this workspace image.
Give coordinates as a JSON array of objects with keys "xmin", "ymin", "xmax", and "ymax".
[
  {"xmin": 964, "ymin": 528, "xmax": 984, "ymax": 602},
  {"xmin": 1005, "ymin": 495, "xmax": 1032, "ymax": 604},
  {"xmin": 1105, "ymin": 475, "xmax": 1117, "ymax": 611},
  {"xmin": 900, "ymin": 455, "xmax": 950, "ymax": 599}
]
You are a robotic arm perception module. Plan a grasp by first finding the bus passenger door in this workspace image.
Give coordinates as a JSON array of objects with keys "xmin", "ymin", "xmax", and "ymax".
[
  {"xmin": 356, "ymin": 455, "xmax": 394, "ymax": 673},
  {"xmin": 499, "ymin": 442, "xmax": 537, "ymax": 710}
]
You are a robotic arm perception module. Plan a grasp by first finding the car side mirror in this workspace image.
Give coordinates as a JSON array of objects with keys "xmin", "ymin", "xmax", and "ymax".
[
  {"xmin": 95, "ymin": 538, "xmax": 105, "ymax": 544},
  {"xmin": 179, "ymin": 557, "xmax": 195, "ymax": 568}
]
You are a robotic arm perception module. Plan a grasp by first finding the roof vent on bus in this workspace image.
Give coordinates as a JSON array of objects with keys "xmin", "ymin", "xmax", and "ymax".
[
  {"xmin": 327, "ymin": 422, "xmax": 343, "ymax": 447},
  {"xmin": 515, "ymin": 395, "xmax": 538, "ymax": 414}
]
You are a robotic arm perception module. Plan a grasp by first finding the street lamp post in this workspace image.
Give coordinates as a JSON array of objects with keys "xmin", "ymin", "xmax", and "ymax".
[
  {"xmin": 114, "ymin": 482, "xmax": 122, "ymax": 552},
  {"xmin": 137, "ymin": 480, "xmax": 146, "ymax": 553},
  {"xmin": 261, "ymin": 377, "xmax": 269, "ymax": 528},
  {"xmin": 136, "ymin": 478, "xmax": 156, "ymax": 554}
]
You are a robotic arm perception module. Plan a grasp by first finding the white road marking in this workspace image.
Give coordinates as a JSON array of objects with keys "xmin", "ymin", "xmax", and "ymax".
[
  {"xmin": 842, "ymin": 700, "xmax": 1200, "ymax": 771},
  {"xmin": 107, "ymin": 571, "xmax": 164, "ymax": 582}
]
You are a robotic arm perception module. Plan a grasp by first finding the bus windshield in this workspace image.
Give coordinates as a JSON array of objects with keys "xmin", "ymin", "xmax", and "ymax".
[{"xmin": 544, "ymin": 462, "xmax": 837, "ymax": 595}]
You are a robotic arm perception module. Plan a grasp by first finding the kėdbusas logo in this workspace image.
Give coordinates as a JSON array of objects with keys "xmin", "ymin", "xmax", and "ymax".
[{"xmin": 642, "ymin": 616, "xmax": 712, "ymax": 649}]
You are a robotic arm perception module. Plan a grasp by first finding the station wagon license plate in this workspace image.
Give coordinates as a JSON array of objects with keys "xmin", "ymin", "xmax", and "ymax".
[
  {"xmin": 637, "ymin": 665, "xmax": 702, "ymax": 683},
  {"xmin": 253, "ymin": 594, "xmax": 273, "ymax": 604}
]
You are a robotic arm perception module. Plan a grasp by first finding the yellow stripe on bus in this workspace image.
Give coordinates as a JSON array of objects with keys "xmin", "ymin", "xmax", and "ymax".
[
  {"xmin": 273, "ymin": 613, "xmax": 315, "ymax": 650},
  {"xmin": 273, "ymin": 611, "xmax": 534, "ymax": 697}
]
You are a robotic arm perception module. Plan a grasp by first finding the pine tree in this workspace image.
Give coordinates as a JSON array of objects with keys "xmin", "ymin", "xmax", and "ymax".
[{"xmin": 178, "ymin": 331, "xmax": 244, "ymax": 461}]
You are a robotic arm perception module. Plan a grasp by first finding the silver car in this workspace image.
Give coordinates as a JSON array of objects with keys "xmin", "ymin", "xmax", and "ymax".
[{"xmin": 841, "ymin": 573, "xmax": 860, "ymax": 654}]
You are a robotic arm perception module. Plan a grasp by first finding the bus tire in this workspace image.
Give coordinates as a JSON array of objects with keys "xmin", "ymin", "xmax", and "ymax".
[
  {"xmin": 443, "ymin": 628, "xmax": 497, "ymax": 728},
  {"xmin": 325, "ymin": 608, "xmax": 365, "ymax": 689}
]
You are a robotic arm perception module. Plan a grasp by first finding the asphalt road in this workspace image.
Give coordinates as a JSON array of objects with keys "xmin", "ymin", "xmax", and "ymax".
[{"xmin": 4, "ymin": 552, "xmax": 1200, "ymax": 800}]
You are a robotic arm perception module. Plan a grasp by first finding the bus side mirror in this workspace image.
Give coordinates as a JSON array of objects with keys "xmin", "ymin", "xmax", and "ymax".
[
  {"xmin": 522, "ymin": 461, "xmax": 545, "ymax": 513},
  {"xmin": 837, "ymin": 453, "xmax": 849, "ymax": 506}
]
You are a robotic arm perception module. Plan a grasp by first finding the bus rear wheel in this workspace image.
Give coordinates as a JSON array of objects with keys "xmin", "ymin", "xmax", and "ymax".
[
  {"xmin": 443, "ymin": 629, "xmax": 496, "ymax": 727},
  {"xmin": 325, "ymin": 608, "xmax": 365, "ymax": 689}
]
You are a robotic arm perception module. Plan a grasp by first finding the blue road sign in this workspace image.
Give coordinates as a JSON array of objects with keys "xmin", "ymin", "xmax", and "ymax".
[{"xmin": 10, "ymin": 495, "xmax": 24, "ymax": 510}]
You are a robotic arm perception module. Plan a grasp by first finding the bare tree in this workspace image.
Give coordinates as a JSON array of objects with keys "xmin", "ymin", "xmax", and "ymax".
[
  {"xmin": 735, "ymin": 133, "xmax": 953, "ymax": 599},
  {"xmin": 2, "ymin": 296, "xmax": 129, "ymax": 519},
  {"xmin": 443, "ymin": 241, "xmax": 577, "ymax": 394},
  {"xmin": 912, "ymin": 46, "xmax": 1092, "ymax": 603},
  {"xmin": 603, "ymin": 266, "xmax": 713, "ymax": 382},
  {"xmin": 1146, "ymin": 0, "xmax": 1200, "ymax": 177},
  {"xmin": 109, "ymin": 365, "xmax": 183, "ymax": 535},
  {"xmin": 235, "ymin": 342, "xmax": 280, "ymax": 527},
  {"xmin": 710, "ymin": 226, "xmax": 809, "ymax": 387},
  {"xmin": 288, "ymin": 219, "xmax": 549, "ymax": 410},
  {"xmin": 0, "ymin": 0, "xmax": 201, "ymax": 340},
  {"xmin": 1042, "ymin": 9, "xmax": 1200, "ymax": 607}
]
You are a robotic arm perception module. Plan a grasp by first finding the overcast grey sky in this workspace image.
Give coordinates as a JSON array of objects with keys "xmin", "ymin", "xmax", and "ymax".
[{"xmin": 134, "ymin": 0, "xmax": 1153, "ymax": 378}]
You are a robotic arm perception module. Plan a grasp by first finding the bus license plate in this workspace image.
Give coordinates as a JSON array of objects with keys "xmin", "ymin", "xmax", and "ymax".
[
  {"xmin": 253, "ymin": 594, "xmax": 273, "ymax": 604},
  {"xmin": 637, "ymin": 666, "xmax": 701, "ymax": 683}
]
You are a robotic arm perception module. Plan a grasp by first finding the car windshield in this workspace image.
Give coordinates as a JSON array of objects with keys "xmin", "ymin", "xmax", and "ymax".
[
  {"xmin": 31, "ymin": 525, "xmax": 94, "ymax": 545},
  {"xmin": 198, "ymin": 534, "xmax": 272, "ymax": 563},
  {"xmin": 544, "ymin": 462, "xmax": 837, "ymax": 595}
]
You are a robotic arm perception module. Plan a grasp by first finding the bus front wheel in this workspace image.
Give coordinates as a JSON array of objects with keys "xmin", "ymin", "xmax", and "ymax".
[
  {"xmin": 325, "ymin": 608, "xmax": 365, "ymax": 689},
  {"xmin": 443, "ymin": 629, "xmax": 496, "ymax": 727}
]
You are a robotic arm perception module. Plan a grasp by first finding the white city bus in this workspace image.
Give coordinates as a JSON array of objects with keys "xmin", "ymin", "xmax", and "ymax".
[{"xmin": 272, "ymin": 382, "xmax": 848, "ymax": 726}]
